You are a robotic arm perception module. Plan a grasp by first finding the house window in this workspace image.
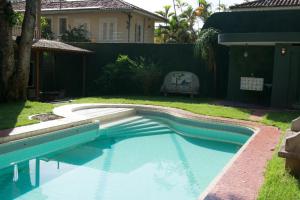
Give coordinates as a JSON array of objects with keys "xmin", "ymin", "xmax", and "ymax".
[
  {"xmin": 135, "ymin": 23, "xmax": 143, "ymax": 43},
  {"xmin": 59, "ymin": 17, "xmax": 67, "ymax": 35},
  {"xmin": 103, "ymin": 22, "xmax": 115, "ymax": 41},
  {"xmin": 45, "ymin": 18, "xmax": 52, "ymax": 31},
  {"xmin": 109, "ymin": 22, "xmax": 114, "ymax": 40},
  {"xmin": 103, "ymin": 22, "xmax": 108, "ymax": 40},
  {"xmin": 100, "ymin": 18, "xmax": 117, "ymax": 42}
]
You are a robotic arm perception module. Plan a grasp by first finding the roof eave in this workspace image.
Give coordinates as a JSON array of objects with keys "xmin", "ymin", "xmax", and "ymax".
[
  {"xmin": 133, "ymin": 9, "xmax": 167, "ymax": 22},
  {"xmin": 15, "ymin": 7, "xmax": 166, "ymax": 21},
  {"xmin": 230, "ymin": 6, "xmax": 300, "ymax": 12}
]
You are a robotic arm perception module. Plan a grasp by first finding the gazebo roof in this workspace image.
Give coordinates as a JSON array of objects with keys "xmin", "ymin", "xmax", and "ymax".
[{"xmin": 32, "ymin": 39, "xmax": 92, "ymax": 53}]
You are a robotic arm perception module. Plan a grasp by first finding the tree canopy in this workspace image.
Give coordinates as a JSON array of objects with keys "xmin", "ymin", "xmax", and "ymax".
[{"xmin": 155, "ymin": 0, "xmax": 213, "ymax": 43}]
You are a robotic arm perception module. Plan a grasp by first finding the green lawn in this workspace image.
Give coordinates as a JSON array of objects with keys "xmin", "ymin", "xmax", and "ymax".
[
  {"xmin": 0, "ymin": 101, "xmax": 53, "ymax": 130},
  {"xmin": 75, "ymin": 96, "xmax": 252, "ymax": 120},
  {"xmin": 0, "ymin": 96, "xmax": 299, "ymax": 200}
]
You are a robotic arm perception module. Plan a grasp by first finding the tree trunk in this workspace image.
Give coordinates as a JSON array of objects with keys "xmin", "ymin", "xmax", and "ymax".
[
  {"xmin": 7, "ymin": 0, "xmax": 37, "ymax": 100},
  {"xmin": 0, "ymin": 1, "xmax": 15, "ymax": 102}
]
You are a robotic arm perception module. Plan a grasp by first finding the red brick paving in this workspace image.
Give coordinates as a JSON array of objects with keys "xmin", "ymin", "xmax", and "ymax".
[{"xmin": 203, "ymin": 125, "xmax": 280, "ymax": 200}]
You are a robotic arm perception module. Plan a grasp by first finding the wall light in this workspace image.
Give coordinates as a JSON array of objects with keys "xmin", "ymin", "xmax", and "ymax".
[
  {"xmin": 244, "ymin": 44, "xmax": 248, "ymax": 58},
  {"xmin": 281, "ymin": 47, "xmax": 287, "ymax": 56}
]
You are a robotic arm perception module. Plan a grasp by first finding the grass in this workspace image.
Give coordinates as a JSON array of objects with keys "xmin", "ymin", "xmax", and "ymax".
[
  {"xmin": 75, "ymin": 96, "xmax": 252, "ymax": 120},
  {"xmin": 258, "ymin": 110, "xmax": 300, "ymax": 200},
  {"xmin": 0, "ymin": 101, "xmax": 53, "ymax": 130},
  {"xmin": 258, "ymin": 148, "xmax": 300, "ymax": 200},
  {"xmin": 0, "ymin": 96, "xmax": 299, "ymax": 199}
]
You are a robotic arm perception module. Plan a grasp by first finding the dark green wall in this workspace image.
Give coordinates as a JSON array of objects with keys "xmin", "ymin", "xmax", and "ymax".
[
  {"xmin": 203, "ymin": 9, "xmax": 300, "ymax": 107},
  {"xmin": 204, "ymin": 10, "xmax": 300, "ymax": 33},
  {"xmin": 272, "ymin": 45, "xmax": 300, "ymax": 107},
  {"xmin": 40, "ymin": 52, "xmax": 84, "ymax": 97},
  {"xmin": 55, "ymin": 43, "xmax": 229, "ymax": 98},
  {"xmin": 227, "ymin": 46, "xmax": 274, "ymax": 105}
]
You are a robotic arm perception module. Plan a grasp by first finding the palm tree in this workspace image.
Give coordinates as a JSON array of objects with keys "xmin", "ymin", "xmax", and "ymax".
[
  {"xmin": 155, "ymin": 5, "xmax": 174, "ymax": 43},
  {"xmin": 155, "ymin": 5, "xmax": 174, "ymax": 23},
  {"xmin": 195, "ymin": 28, "xmax": 219, "ymax": 96},
  {"xmin": 197, "ymin": 0, "xmax": 212, "ymax": 23},
  {"xmin": 172, "ymin": 0, "xmax": 178, "ymax": 20}
]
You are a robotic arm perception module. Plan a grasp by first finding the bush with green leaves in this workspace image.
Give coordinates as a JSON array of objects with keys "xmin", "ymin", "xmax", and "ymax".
[
  {"xmin": 61, "ymin": 25, "xmax": 90, "ymax": 42},
  {"xmin": 94, "ymin": 55, "xmax": 162, "ymax": 95},
  {"xmin": 13, "ymin": 13, "xmax": 54, "ymax": 39}
]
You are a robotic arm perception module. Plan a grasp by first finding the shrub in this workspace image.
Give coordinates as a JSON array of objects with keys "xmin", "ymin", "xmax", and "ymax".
[
  {"xmin": 94, "ymin": 55, "xmax": 162, "ymax": 95},
  {"xmin": 61, "ymin": 25, "xmax": 91, "ymax": 42}
]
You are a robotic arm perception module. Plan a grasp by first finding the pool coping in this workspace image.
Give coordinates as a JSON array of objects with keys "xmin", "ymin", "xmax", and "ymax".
[
  {"xmin": 0, "ymin": 103, "xmax": 280, "ymax": 200},
  {"xmin": 54, "ymin": 104, "xmax": 280, "ymax": 200}
]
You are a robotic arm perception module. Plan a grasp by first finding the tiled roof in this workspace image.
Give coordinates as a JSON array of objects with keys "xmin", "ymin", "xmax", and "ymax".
[
  {"xmin": 12, "ymin": 0, "xmax": 165, "ymax": 21},
  {"xmin": 230, "ymin": 0, "xmax": 300, "ymax": 10},
  {"xmin": 32, "ymin": 39, "xmax": 92, "ymax": 53}
]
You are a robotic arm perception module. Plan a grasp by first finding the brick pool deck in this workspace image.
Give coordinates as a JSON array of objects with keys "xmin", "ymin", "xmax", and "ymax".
[
  {"xmin": 0, "ymin": 104, "xmax": 281, "ymax": 200},
  {"xmin": 203, "ymin": 124, "xmax": 280, "ymax": 200}
]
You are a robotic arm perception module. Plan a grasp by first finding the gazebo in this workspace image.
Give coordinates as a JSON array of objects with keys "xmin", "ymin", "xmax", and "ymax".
[{"xmin": 29, "ymin": 39, "xmax": 92, "ymax": 100}]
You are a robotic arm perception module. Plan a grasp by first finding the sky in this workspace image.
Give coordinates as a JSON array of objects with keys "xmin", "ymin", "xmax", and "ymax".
[{"xmin": 125, "ymin": 0, "xmax": 244, "ymax": 13}]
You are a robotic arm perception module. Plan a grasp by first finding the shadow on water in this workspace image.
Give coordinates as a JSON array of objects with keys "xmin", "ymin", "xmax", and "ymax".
[
  {"xmin": 0, "ymin": 101, "xmax": 26, "ymax": 133},
  {"xmin": 0, "ymin": 161, "xmax": 48, "ymax": 200},
  {"xmin": 180, "ymin": 135, "xmax": 241, "ymax": 154},
  {"xmin": 169, "ymin": 134, "xmax": 199, "ymax": 197},
  {"xmin": 0, "ymin": 137, "xmax": 117, "ymax": 200}
]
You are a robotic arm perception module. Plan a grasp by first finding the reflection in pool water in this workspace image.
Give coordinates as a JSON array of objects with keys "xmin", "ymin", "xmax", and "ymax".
[{"xmin": 0, "ymin": 115, "xmax": 250, "ymax": 200}]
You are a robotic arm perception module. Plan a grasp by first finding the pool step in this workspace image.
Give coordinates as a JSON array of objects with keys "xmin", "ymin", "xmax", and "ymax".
[
  {"xmin": 108, "ymin": 125, "xmax": 170, "ymax": 136},
  {"xmin": 110, "ymin": 129, "xmax": 174, "ymax": 138},
  {"xmin": 111, "ymin": 118, "xmax": 154, "ymax": 127},
  {"xmin": 106, "ymin": 121, "xmax": 166, "ymax": 132},
  {"xmin": 102, "ymin": 117, "xmax": 173, "ymax": 138}
]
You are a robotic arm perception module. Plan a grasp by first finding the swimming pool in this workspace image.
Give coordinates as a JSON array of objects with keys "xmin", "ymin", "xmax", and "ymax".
[{"xmin": 0, "ymin": 113, "xmax": 253, "ymax": 200}]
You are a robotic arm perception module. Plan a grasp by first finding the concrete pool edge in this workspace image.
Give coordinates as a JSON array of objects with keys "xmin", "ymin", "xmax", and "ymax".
[
  {"xmin": 54, "ymin": 103, "xmax": 259, "ymax": 131},
  {"xmin": 53, "ymin": 103, "xmax": 280, "ymax": 200},
  {"xmin": 0, "ymin": 103, "xmax": 280, "ymax": 200}
]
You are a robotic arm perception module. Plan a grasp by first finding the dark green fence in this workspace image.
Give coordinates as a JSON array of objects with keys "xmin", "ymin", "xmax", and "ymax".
[
  {"xmin": 204, "ymin": 10, "xmax": 300, "ymax": 33},
  {"xmin": 54, "ymin": 43, "xmax": 229, "ymax": 98}
]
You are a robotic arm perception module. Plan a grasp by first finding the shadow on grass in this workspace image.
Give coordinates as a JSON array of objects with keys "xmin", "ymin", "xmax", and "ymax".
[
  {"xmin": 96, "ymin": 95, "xmax": 214, "ymax": 104},
  {"xmin": 263, "ymin": 110, "xmax": 300, "ymax": 130},
  {"xmin": 0, "ymin": 101, "xmax": 25, "ymax": 132}
]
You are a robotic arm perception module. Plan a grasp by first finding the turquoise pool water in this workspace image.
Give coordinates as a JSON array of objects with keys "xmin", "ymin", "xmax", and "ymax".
[{"xmin": 0, "ymin": 114, "xmax": 252, "ymax": 200}]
